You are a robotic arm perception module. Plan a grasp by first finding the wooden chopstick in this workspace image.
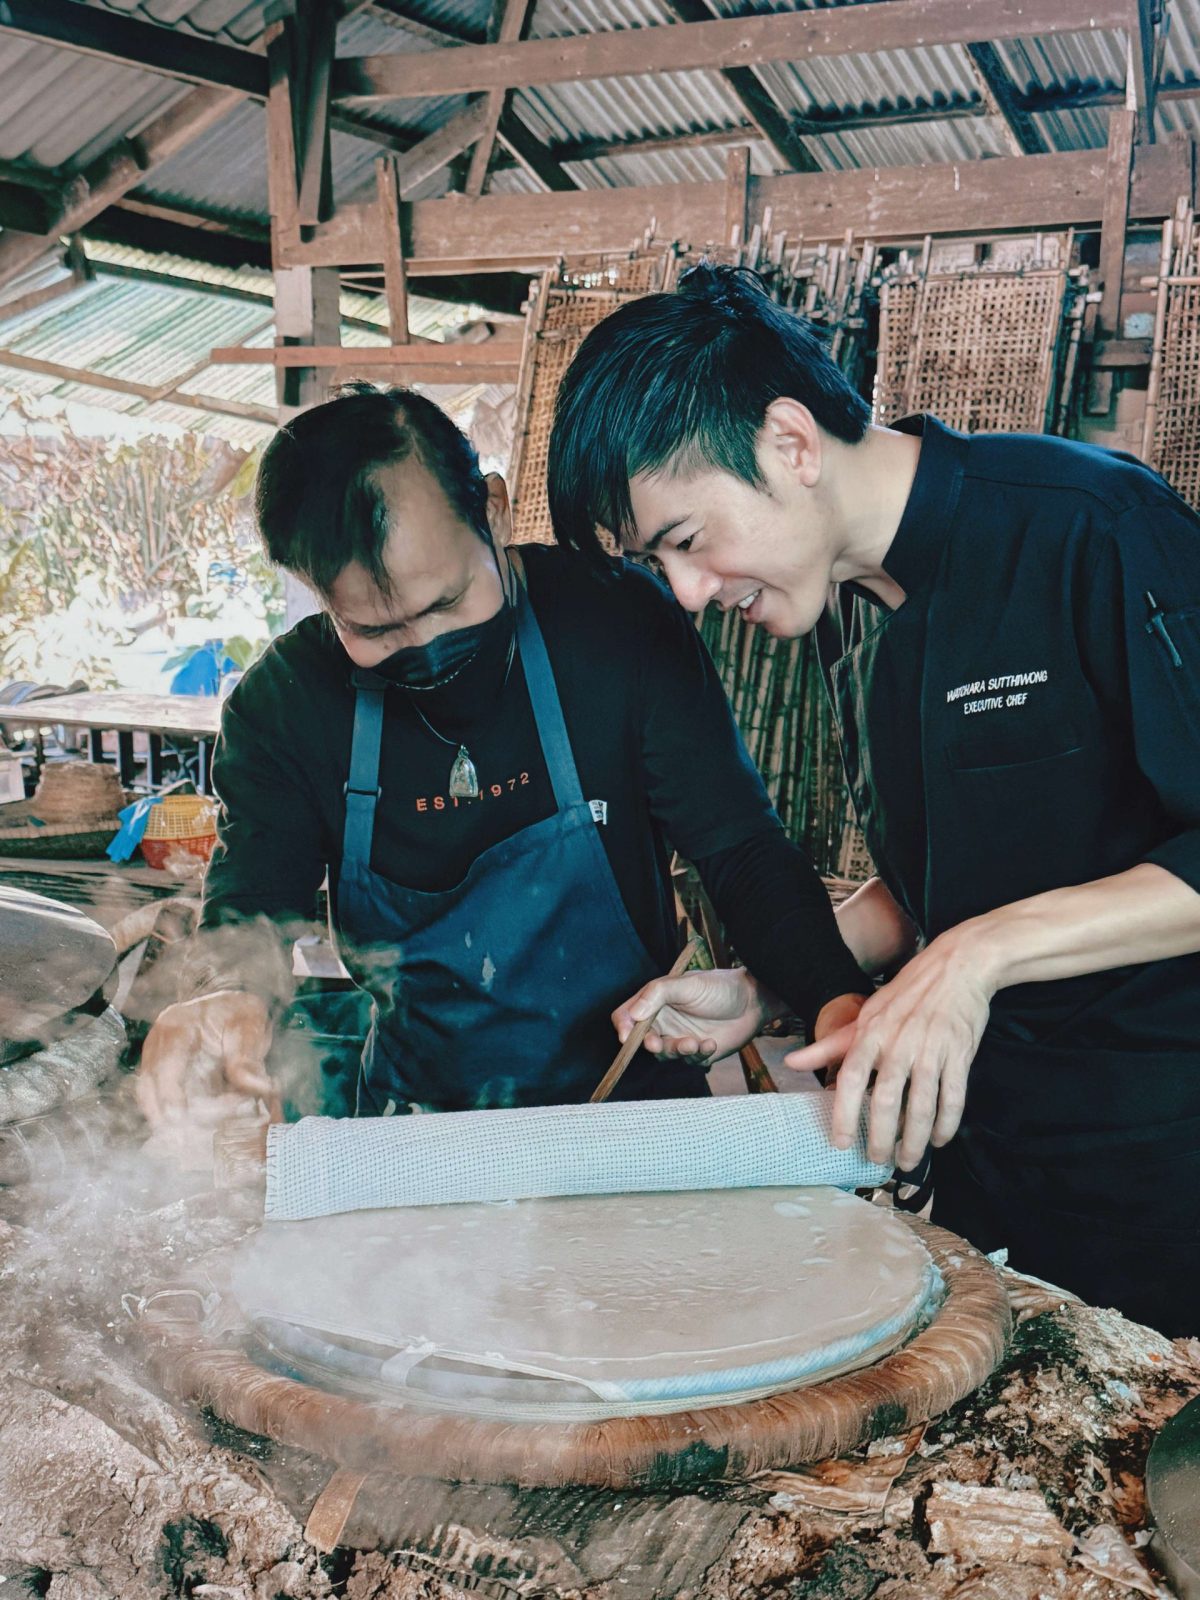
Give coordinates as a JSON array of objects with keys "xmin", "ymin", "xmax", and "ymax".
[{"xmin": 590, "ymin": 935, "xmax": 704, "ymax": 1103}]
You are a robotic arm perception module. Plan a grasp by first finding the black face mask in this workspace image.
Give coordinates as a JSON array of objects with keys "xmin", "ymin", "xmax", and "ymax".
[{"xmin": 374, "ymin": 596, "xmax": 514, "ymax": 693}]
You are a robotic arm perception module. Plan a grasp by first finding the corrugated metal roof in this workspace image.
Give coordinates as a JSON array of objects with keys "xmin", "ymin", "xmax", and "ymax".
[
  {"xmin": 0, "ymin": 37, "xmax": 190, "ymax": 170},
  {"xmin": 88, "ymin": 0, "xmax": 273, "ymax": 45},
  {"xmin": 1, "ymin": 0, "xmax": 1199, "ymax": 440},
  {"xmin": 0, "ymin": 233, "xmax": 494, "ymax": 445}
]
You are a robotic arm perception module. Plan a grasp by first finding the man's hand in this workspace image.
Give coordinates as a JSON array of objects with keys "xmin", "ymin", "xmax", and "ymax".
[
  {"xmin": 136, "ymin": 990, "xmax": 278, "ymax": 1127},
  {"xmin": 785, "ymin": 927, "xmax": 993, "ymax": 1169},
  {"xmin": 810, "ymin": 991, "xmax": 869, "ymax": 1066},
  {"xmin": 612, "ymin": 967, "xmax": 775, "ymax": 1063}
]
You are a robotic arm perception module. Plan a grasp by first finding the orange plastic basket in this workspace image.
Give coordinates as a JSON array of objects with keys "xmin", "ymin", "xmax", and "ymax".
[{"xmin": 140, "ymin": 794, "xmax": 217, "ymax": 870}]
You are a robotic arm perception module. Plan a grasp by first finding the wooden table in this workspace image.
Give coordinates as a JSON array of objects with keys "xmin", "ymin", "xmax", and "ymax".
[{"xmin": 0, "ymin": 692, "xmax": 223, "ymax": 792}]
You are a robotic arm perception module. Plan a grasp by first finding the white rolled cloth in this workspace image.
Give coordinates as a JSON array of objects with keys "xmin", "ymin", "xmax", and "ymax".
[{"xmin": 265, "ymin": 1091, "xmax": 891, "ymax": 1220}]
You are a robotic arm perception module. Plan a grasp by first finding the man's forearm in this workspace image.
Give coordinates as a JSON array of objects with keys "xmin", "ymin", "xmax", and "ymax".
[
  {"xmin": 835, "ymin": 877, "xmax": 920, "ymax": 976},
  {"xmin": 957, "ymin": 861, "xmax": 1200, "ymax": 995}
]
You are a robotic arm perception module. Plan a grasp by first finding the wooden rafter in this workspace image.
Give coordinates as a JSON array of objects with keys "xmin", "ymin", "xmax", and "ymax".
[
  {"xmin": 331, "ymin": 0, "xmax": 1134, "ymax": 102},
  {"xmin": 1128, "ymin": 0, "xmax": 1163, "ymax": 141},
  {"xmin": 0, "ymin": 348, "xmax": 276, "ymax": 426},
  {"xmin": 496, "ymin": 111, "xmax": 578, "ymax": 192},
  {"xmin": 658, "ymin": 0, "xmax": 817, "ymax": 174},
  {"xmin": 396, "ymin": 103, "xmax": 495, "ymax": 194},
  {"xmin": 213, "ymin": 342, "xmax": 519, "ymax": 372},
  {"xmin": 965, "ymin": 42, "xmax": 1050, "ymax": 155},
  {"xmin": 292, "ymin": 0, "xmax": 339, "ymax": 227},
  {"xmin": 465, "ymin": 0, "xmax": 537, "ymax": 197}
]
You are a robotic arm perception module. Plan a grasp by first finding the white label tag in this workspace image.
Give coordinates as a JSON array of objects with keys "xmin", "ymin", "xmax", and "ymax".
[{"xmin": 589, "ymin": 799, "xmax": 608, "ymax": 825}]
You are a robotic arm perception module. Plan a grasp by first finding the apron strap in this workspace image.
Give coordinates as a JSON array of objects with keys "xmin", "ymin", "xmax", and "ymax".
[
  {"xmin": 343, "ymin": 669, "xmax": 386, "ymax": 867},
  {"xmin": 339, "ymin": 571, "xmax": 587, "ymax": 871},
  {"xmin": 515, "ymin": 583, "xmax": 586, "ymax": 813}
]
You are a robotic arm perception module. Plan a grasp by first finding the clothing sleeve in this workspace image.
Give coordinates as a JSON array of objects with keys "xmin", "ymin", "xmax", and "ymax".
[
  {"xmin": 629, "ymin": 565, "xmax": 871, "ymax": 1021},
  {"xmin": 694, "ymin": 831, "xmax": 873, "ymax": 1031},
  {"xmin": 188, "ymin": 677, "xmax": 329, "ymax": 1006},
  {"xmin": 1098, "ymin": 500, "xmax": 1200, "ymax": 894}
]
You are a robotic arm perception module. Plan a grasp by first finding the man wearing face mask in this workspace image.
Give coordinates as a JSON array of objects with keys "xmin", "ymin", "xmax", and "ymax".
[{"xmin": 135, "ymin": 384, "xmax": 870, "ymax": 1123}]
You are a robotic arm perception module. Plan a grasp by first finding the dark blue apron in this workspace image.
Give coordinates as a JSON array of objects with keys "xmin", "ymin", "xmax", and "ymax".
[{"xmin": 334, "ymin": 584, "xmax": 705, "ymax": 1113}]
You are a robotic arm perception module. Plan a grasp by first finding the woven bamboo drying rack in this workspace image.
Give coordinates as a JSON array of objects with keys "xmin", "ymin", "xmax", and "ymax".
[
  {"xmin": 1144, "ymin": 197, "xmax": 1200, "ymax": 509},
  {"xmin": 874, "ymin": 236, "xmax": 1082, "ymax": 435},
  {"xmin": 507, "ymin": 250, "xmax": 673, "ymax": 546},
  {"xmin": 138, "ymin": 1213, "xmax": 1009, "ymax": 1491}
]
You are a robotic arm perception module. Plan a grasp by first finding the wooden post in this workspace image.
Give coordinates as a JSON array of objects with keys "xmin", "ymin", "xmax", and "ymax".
[
  {"xmin": 375, "ymin": 155, "xmax": 410, "ymax": 344},
  {"xmin": 1099, "ymin": 107, "xmax": 1137, "ymax": 338},
  {"xmin": 725, "ymin": 145, "xmax": 750, "ymax": 249},
  {"xmin": 266, "ymin": 22, "xmax": 301, "ymax": 259},
  {"xmin": 293, "ymin": 0, "xmax": 337, "ymax": 228},
  {"xmin": 1129, "ymin": 0, "xmax": 1160, "ymax": 146}
]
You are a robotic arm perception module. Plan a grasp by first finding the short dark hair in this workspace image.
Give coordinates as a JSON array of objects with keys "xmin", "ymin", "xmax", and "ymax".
[
  {"xmin": 548, "ymin": 263, "xmax": 872, "ymax": 562},
  {"xmin": 254, "ymin": 382, "xmax": 490, "ymax": 596}
]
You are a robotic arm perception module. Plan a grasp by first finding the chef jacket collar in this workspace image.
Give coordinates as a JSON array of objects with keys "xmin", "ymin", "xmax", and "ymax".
[{"xmin": 878, "ymin": 414, "xmax": 969, "ymax": 600}]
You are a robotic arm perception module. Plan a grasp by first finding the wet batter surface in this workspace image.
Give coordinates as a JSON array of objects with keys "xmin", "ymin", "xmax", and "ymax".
[{"xmin": 229, "ymin": 1188, "xmax": 939, "ymax": 1417}]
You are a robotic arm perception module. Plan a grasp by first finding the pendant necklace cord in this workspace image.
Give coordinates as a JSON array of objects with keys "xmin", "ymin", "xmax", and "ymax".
[
  {"xmin": 402, "ymin": 548, "xmax": 522, "ymax": 798},
  {"xmin": 406, "ymin": 627, "xmax": 517, "ymax": 753}
]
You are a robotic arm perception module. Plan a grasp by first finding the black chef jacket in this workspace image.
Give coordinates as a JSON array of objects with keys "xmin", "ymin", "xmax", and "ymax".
[{"xmin": 818, "ymin": 415, "xmax": 1200, "ymax": 1332}]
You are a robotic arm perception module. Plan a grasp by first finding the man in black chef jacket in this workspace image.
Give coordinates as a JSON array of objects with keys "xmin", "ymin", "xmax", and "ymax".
[
  {"xmin": 548, "ymin": 263, "xmax": 1200, "ymax": 1334},
  {"xmin": 135, "ymin": 383, "xmax": 870, "ymax": 1124}
]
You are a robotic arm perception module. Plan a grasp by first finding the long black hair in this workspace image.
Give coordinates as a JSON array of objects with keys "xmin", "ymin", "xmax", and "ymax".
[{"xmin": 548, "ymin": 263, "xmax": 871, "ymax": 564}]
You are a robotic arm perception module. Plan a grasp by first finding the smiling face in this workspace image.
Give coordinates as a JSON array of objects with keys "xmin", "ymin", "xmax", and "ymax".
[
  {"xmin": 326, "ymin": 453, "xmax": 511, "ymax": 670},
  {"xmin": 625, "ymin": 399, "xmax": 840, "ymax": 639}
]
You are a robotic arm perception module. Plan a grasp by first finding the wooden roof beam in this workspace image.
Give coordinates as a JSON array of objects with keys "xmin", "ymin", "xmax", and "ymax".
[
  {"xmin": 464, "ymin": 0, "xmax": 537, "ymax": 197},
  {"xmin": 965, "ymin": 43, "xmax": 1050, "ymax": 155},
  {"xmin": 211, "ymin": 341, "xmax": 521, "ymax": 386},
  {"xmin": 657, "ymin": 0, "xmax": 818, "ymax": 173},
  {"xmin": 276, "ymin": 138, "xmax": 1195, "ymax": 274},
  {"xmin": 496, "ymin": 110, "xmax": 579, "ymax": 191},
  {"xmin": 0, "ymin": 348, "xmax": 276, "ymax": 426},
  {"xmin": 331, "ymin": 0, "xmax": 1134, "ymax": 102},
  {"xmin": 1128, "ymin": 0, "xmax": 1164, "ymax": 142}
]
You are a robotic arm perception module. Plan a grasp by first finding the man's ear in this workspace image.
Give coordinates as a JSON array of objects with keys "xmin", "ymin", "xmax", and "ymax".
[
  {"xmin": 485, "ymin": 473, "xmax": 513, "ymax": 546},
  {"xmin": 761, "ymin": 397, "xmax": 823, "ymax": 489}
]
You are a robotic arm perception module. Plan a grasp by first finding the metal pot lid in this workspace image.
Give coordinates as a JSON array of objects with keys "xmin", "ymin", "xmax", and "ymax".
[
  {"xmin": 0, "ymin": 885, "xmax": 116, "ymax": 1047},
  {"xmin": 1148, "ymin": 1392, "xmax": 1200, "ymax": 1600}
]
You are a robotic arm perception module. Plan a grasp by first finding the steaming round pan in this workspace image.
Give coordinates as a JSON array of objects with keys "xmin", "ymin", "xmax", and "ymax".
[
  {"xmin": 0, "ymin": 886, "xmax": 116, "ymax": 1054},
  {"xmin": 139, "ymin": 1210, "xmax": 1011, "ymax": 1489},
  {"xmin": 228, "ymin": 1188, "xmax": 942, "ymax": 1422}
]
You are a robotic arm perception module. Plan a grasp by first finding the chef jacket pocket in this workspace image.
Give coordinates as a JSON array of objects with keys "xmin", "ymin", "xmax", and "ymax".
[{"xmin": 943, "ymin": 715, "xmax": 1083, "ymax": 773}]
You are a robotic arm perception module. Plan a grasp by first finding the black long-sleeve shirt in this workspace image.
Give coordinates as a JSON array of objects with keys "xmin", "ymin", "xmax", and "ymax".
[
  {"xmin": 819, "ymin": 415, "xmax": 1200, "ymax": 1063},
  {"xmin": 200, "ymin": 546, "xmax": 870, "ymax": 1025}
]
